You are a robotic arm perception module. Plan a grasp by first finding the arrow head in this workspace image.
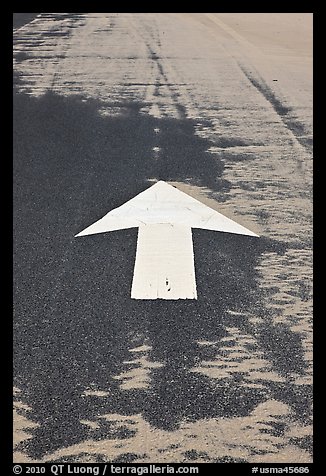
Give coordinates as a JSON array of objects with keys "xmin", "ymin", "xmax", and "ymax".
[{"xmin": 75, "ymin": 181, "xmax": 259, "ymax": 237}]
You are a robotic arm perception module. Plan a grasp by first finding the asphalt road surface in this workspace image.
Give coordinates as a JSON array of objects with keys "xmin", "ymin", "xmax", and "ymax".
[{"xmin": 13, "ymin": 13, "xmax": 313, "ymax": 463}]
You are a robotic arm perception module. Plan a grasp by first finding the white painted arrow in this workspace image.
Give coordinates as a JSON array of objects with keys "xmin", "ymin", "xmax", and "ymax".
[{"xmin": 75, "ymin": 181, "xmax": 258, "ymax": 300}]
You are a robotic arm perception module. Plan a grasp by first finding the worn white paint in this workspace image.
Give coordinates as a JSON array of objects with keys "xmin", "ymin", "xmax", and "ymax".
[
  {"xmin": 75, "ymin": 181, "xmax": 259, "ymax": 237},
  {"xmin": 131, "ymin": 224, "xmax": 197, "ymax": 300},
  {"xmin": 75, "ymin": 181, "xmax": 258, "ymax": 300}
]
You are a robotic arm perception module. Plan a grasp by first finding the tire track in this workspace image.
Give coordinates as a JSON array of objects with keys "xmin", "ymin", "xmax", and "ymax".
[{"xmin": 238, "ymin": 63, "xmax": 313, "ymax": 153}]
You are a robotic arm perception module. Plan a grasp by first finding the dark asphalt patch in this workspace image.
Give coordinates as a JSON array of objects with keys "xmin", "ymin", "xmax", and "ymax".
[
  {"xmin": 13, "ymin": 91, "xmax": 309, "ymax": 459},
  {"xmin": 13, "ymin": 13, "xmax": 40, "ymax": 29}
]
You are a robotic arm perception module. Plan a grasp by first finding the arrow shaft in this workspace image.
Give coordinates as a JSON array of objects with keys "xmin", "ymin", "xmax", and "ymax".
[{"xmin": 131, "ymin": 224, "xmax": 197, "ymax": 300}]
